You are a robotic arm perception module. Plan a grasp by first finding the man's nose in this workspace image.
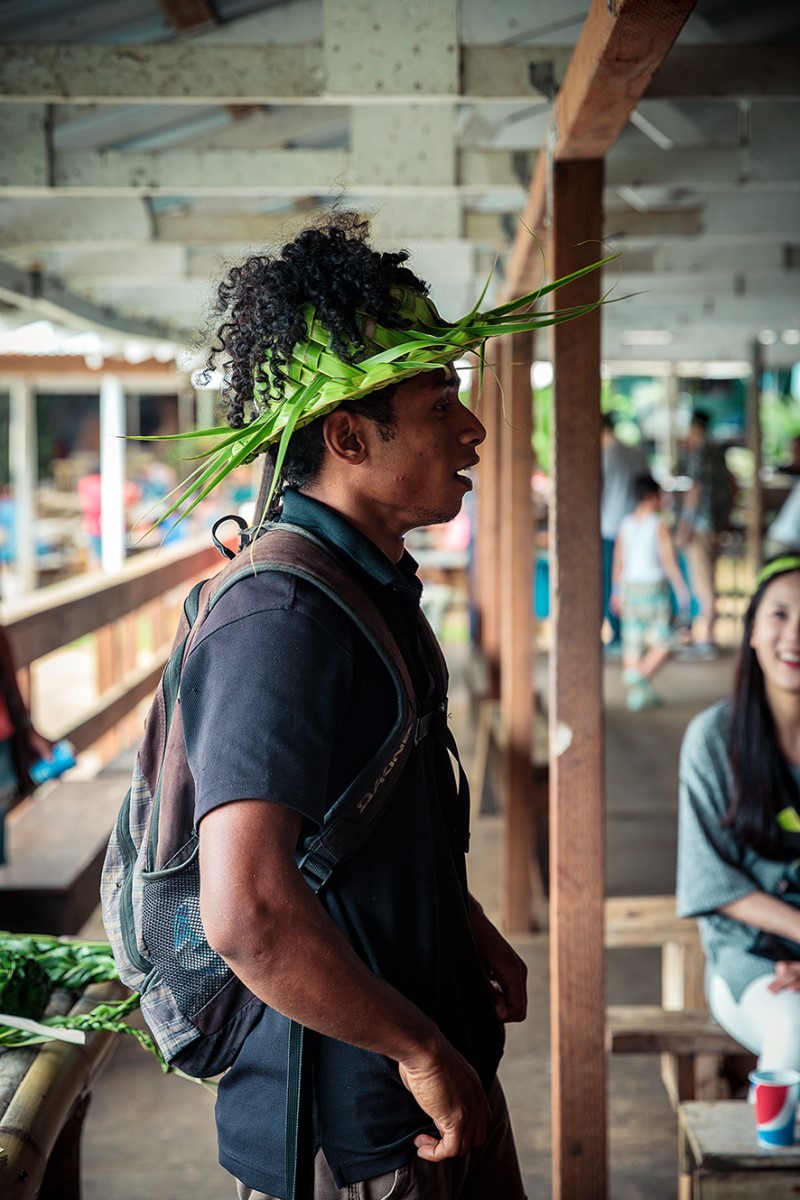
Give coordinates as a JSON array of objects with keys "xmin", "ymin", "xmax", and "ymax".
[{"xmin": 461, "ymin": 407, "xmax": 486, "ymax": 445}]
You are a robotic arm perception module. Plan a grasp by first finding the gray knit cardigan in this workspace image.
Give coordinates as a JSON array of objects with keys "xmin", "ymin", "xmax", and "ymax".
[{"xmin": 677, "ymin": 699, "xmax": 800, "ymax": 1001}]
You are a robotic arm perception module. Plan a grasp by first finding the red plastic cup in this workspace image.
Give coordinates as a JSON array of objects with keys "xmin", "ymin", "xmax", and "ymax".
[{"xmin": 749, "ymin": 1069, "xmax": 800, "ymax": 1146}]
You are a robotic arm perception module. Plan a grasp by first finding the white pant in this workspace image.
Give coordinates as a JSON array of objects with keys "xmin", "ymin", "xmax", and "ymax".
[{"xmin": 709, "ymin": 972, "xmax": 800, "ymax": 1071}]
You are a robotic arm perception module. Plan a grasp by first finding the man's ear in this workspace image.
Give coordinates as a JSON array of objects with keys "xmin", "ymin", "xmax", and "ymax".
[{"xmin": 322, "ymin": 409, "xmax": 369, "ymax": 465}]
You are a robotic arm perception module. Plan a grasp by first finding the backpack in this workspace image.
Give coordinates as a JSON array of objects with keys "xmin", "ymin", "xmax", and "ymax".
[{"xmin": 100, "ymin": 521, "xmax": 453, "ymax": 1086}]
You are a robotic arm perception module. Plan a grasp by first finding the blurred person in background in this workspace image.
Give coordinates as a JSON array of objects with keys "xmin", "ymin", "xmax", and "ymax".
[
  {"xmin": 601, "ymin": 412, "xmax": 648, "ymax": 658},
  {"xmin": 777, "ymin": 435, "xmax": 800, "ymax": 478},
  {"xmin": 765, "ymin": 482, "xmax": 800, "ymax": 560},
  {"xmin": 676, "ymin": 410, "xmax": 736, "ymax": 660},
  {"xmin": 0, "ymin": 623, "xmax": 52, "ymax": 862},
  {"xmin": 611, "ymin": 474, "xmax": 690, "ymax": 711}
]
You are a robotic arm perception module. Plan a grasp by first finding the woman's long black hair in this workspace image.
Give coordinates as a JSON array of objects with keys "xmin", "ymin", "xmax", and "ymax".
[{"xmin": 726, "ymin": 559, "xmax": 800, "ymax": 856}]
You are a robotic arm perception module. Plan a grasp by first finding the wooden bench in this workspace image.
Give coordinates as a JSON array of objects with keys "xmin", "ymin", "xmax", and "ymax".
[
  {"xmin": 605, "ymin": 895, "xmax": 755, "ymax": 1108},
  {"xmin": 0, "ymin": 977, "xmax": 126, "ymax": 1199},
  {"xmin": 0, "ymin": 774, "xmax": 128, "ymax": 935}
]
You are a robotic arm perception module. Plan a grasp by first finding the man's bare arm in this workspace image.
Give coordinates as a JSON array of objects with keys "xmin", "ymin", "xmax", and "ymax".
[{"xmin": 199, "ymin": 798, "xmax": 490, "ymax": 1161}]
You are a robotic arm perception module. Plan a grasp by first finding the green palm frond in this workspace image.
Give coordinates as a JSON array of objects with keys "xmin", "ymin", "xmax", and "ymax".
[
  {"xmin": 0, "ymin": 932, "xmax": 215, "ymax": 1089},
  {"xmin": 135, "ymin": 249, "xmax": 620, "ymax": 526}
]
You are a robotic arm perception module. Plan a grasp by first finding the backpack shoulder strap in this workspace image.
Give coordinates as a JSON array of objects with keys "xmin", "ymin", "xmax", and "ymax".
[
  {"xmin": 196, "ymin": 524, "xmax": 429, "ymax": 885},
  {"xmin": 144, "ymin": 577, "xmax": 211, "ymax": 866}
]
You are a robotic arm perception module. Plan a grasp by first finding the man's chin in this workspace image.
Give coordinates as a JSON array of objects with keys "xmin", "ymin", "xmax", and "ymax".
[{"xmin": 416, "ymin": 504, "xmax": 462, "ymax": 528}]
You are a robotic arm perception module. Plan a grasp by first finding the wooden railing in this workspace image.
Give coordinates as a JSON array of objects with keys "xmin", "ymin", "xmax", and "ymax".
[{"xmin": 0, "ymin": 533, "xmax": 230, "ymax": 767}]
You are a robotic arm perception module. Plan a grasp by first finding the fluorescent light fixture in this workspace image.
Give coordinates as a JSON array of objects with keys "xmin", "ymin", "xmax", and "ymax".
[
  {"xmin": 531, "ymin": 360, "xmax": 553, "ymax": 388},
  {"xmin": 780, "ymin": 330, "xmax": 800, "ymax": 346},
  {"xmin": 757, "ymin": 329, "xmax": 778, "ymax": 345},
  {"xmin": 619, "ymin": 330, "xmax": 674, "ymax": 346},
  {"xmin": 616, "ymin": 185, "xmax": 650, "ymax": 213},
  {"xmin": 676, "ymin": 361, "xmax": 753, "ymax": 379},
  {"xmin": 629, "ymin": 109, "xmax": 675, "ymax": 151},
  {"xmin": 122, "ymin": 340, "xmax": 150, "ymax": 364},
  {"xmin": 602, "ymin": 360, "xmax": 673, "ymax": 376}
]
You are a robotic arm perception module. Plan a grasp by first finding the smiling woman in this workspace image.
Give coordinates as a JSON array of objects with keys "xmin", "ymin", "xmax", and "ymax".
[
  {"xmin": 677, "ymin": 555, "xmax": 800, "ymax": 1079},
  {"xmin": 751, "ymin": 569, "xmax": 800, "ymax": 704}
]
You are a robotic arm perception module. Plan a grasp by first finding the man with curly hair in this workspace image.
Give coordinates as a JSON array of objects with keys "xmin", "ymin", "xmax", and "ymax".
[{"xmin": 186, "ymin": 216, "xmax": 528, "ymax": 1200}]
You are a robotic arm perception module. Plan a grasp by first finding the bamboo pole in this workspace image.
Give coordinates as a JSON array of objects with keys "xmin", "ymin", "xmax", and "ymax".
[{"xmin": 0, "ymin": 981, "xmax": 124, "ymax": 1200}]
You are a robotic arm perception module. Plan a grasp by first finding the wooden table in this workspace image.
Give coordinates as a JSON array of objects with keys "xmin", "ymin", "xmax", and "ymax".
[
  {"xmin": 679, "ymin": 1100, "xmax": 800, "ymax": 1198},
  {"xmin": 0, "ymin": 982, "xmax": 124, "ymax": 1199}
]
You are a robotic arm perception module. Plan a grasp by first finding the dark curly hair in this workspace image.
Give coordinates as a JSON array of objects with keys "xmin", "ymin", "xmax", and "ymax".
[{"xmin": 205, "ymin": 213, "xmax": 430, "ymax": 490}]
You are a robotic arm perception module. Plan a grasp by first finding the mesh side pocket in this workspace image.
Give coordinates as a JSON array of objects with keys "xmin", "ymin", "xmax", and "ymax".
[{"xmin": 141, "ymin": 844, "xmax": 234, "ymax": 1019}]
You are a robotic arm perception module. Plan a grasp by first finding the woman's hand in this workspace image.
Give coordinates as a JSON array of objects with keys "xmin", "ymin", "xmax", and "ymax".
[{"xmin": 769, "ymin": 961, "xmax": 800, "ymax": 993}]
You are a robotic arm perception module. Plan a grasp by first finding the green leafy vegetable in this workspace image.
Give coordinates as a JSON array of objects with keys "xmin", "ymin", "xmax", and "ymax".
[{"xmin": 0, "ymin": 932, "xmax": 214, "ymax": 1088}]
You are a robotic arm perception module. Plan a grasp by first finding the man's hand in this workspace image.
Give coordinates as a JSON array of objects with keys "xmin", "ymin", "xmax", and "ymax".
[
  {"xmin": 468, "ymin": 898, "xmax": 528, "ymax": 1023},
  {"xmin": 769, "ymin": 961, "xmax": 800, "ymax": 993},
  {"xmin": 202, "ymin": 800, "xmax": 493, "ymax": 1165},
  {"xmin": 398, "ymin": 1038, "xmax": 491, "ymax": 1161}
]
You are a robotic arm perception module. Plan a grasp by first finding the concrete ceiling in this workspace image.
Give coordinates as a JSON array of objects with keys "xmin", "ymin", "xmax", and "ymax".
[{"xmin": 0, "ymin": 0, "xmax": 798, "ymax": 371}]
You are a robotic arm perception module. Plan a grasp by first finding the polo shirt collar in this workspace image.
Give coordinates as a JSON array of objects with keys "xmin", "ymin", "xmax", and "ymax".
[{"xmin": 280, "ymin": 489, "xmax": 422, "ymax": 600}]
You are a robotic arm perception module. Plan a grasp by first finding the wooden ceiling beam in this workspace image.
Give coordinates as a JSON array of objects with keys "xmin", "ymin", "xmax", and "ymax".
[
  {"xmin": 7, "ymin": 40, "xmax": 798, "ymax": 106},
  {"xmin": 504, "ymin": 0, "xmax": 698, "ymax": 295},
  {"xmin": 558, "ymin": 0, "xmax": 699, "ymax": 159},
  {"xmin": 0, "ymin": 260, "xmax": 190, "ymax": 342},
  {"xmin": 647, "ymin": 44, "xmax": 800, "ymax": 101}
]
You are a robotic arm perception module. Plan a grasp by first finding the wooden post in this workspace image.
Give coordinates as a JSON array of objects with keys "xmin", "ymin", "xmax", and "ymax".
[
  {"xmin": 95, "ymin": 624, "xmax": 117, "ymax": 761},
  {"xmin": 474, "ymin": 349, "xmax": 503, "ymax": 699},
  {"xmin": 548, "ymin": 158, "xmax": 608, "ymax": 1200},
  {"xmin": 746, "ymin": 339, "xmax": 765, "ymax": 571},
  {"xmin": 8, "ymin": 377, "xmax": 37, "ymax": 594},
  {"xmin": 499, "ymin": 331, "xmax": 542, "ymax": 932},
  {"xmin": 99, "ymin": 374, "xmax": 127, "ymax": 575}
]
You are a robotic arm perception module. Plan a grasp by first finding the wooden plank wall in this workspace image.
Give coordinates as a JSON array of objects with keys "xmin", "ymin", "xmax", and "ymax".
[
  {"xmin": 499, "ymin": 331, "xmax": 542, "ymax": 932},
  {"xmin": 747, "ymin": 340, "xmax": 765, "ymax": 570},
  {"xmin": 474, "ymin": 349, "xmax": 503, "ymax": 698}
]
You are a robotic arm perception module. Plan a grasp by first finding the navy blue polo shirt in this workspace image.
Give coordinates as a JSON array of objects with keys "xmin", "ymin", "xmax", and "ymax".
[{"xmin": 182, "ymin": 490, "xmax": 504, "ymax": 1197}]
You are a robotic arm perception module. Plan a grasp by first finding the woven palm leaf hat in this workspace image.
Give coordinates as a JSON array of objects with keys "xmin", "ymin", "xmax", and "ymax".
[{"xmin": 146, "ymin": 223, "xmax": 616, "ymax": 530}]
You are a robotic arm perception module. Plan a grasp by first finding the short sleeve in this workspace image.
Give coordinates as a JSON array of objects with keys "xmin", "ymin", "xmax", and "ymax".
[
  {"xmin": 181, "ymin": 574, "xmax": 357, "ymax": 829},
  {"xmin": 676, "ymin": 704, "xmax": 760, "ymax": 918}
]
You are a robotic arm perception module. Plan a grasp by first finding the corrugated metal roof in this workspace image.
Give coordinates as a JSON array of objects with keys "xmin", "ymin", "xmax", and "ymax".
[
  {"xmin": 0, "ymin": 1, "xmax": 797, "ymax": 363},
  {"xmin": 0, "ymin": 0, "xmax": 286, "ymax": 44}
]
